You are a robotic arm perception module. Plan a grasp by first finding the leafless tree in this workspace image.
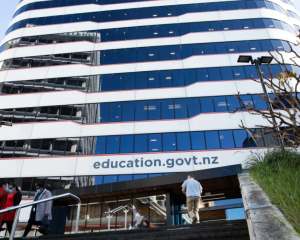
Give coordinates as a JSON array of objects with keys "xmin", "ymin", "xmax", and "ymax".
[{"xmin": 232, "ymin": 35, "xmax": 300, "ymax": 147}]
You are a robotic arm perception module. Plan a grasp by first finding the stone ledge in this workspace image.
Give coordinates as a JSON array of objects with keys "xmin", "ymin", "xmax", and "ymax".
[{"xmin": 239, "ymin": 173, "xmax": 300, "ymax": 240}]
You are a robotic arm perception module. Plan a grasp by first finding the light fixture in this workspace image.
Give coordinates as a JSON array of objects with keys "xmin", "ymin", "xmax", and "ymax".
[
  {"xmin": 237, "ymin": 55, "xmax": 252, "ymax": 63},
  {"xmin": 260, "ymin": 56, "xmax": 273, "ymax": 64}
]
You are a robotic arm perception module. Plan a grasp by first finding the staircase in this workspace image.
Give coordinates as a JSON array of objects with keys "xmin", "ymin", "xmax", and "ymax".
[{"xmin": 20, "ymin": 220, "xmax": 250, "ymax": 240}]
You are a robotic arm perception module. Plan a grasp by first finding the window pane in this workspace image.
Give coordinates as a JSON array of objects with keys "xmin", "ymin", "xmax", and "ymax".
[
  {"xmin": 184, "ymin": 69, "xmax": 197, "ymax": 85},
  {"xmin": 163, "ymin": 133, "xmax": 176, "ymax": 151},
  {"xmin": 214, "ymin": 96, "xmax": 228, "ymax": 112},
  {"xmin": 249, "ymin": 41, "xmax": 262, "ymax": 52},
  {"xmin": 191, "ymin": 132, "xmax": 206, "ymax": 150},
  {"xmin": 174, "ymin": 99, "xmax": 188, "ymax": 118},
  {"xmin": 148, "ymin": 47, "xmax": 159, "ymax": 61},
  {"xmin": 136, "ymin": 72, "xmax": 147, "ymax": 89},
  {"xmin": 161, "ymin": 99, "xmax": 175, "ymax": 119},
  {"xmin": 220, "ymin": 67, "xmax": 234, "ymax": 80},
  {"xmin": 149, "ymin": 134, "xmax": 162, "ymax": 152},
  {"xmin": 233, "ymin": 130, "xmax": 249, "ymax": 148},
  {"xmin": 135, "ymin": 101, "xmax": 147, "ymax": 120},
  {"xmin": 95, "ymin": 103, "xmax": 108, "ymax": 125},
  {"xmin": 226, "ymin": 96, "xmax": 241, "ymax": 112},
  {"xmin": 196, "ymin": 68, "xmax": 209, "ymax": 81},
  {"xmin": 205, "ymin": 131, "xmax": 220, "ymax": 149},
  {"xmin": 126, "ymin": 48, "xmax": 136, "ymax": 63},
  {"xmin": 124, "ymin": 73, "xmax": 136, "ymax": 90},
  {"xmin": 120, "ymin": 135, "xmax": 133, "ymax": 153},
  {"xmin": 122, "ymin": 102, "xmax": 135, "ymax": 121},
  {"xmin": 148, "ymin": 100, "xmax": 161, "ymax": 120},
  {"xmin": 187, "ymin": 98, "xmax": 201, "ymax": 117},
  {"xmin": 119, "ymin": 175, "xmax": 133, "ymax": 182},
  {"xmin": 134, "ymin": 135, "xmax": 147, "ymax": 153},
  {"xmin": 208, "ymin": 68, "xmax": 221, "ymax": 80},
  {"xmin": 219, "ymin": 130, "xmax": 235, "ymax": 148},
  {"xmin": 95, "ymin": 137, "xmax": 106, "ymax": 154},
  {"xmin": 232, "ymin": 66, "xmax": 246, "ymax": 79},
  {"xmin": 172, "ymin": 70, "xmax": 185, "ymax": 86},
  {"xmin": 106, "ymin": 136, "xmax": 120, "ymax": 154},
  {"xmin": 148, "ymin": 71, "xmax": 160, "ymax": 88},
  {"xmin": 252, "ymin": 95, "xmax": 268, "ymax": 110},
  {"xmin": 244, "ymin": 66, "xmax": 259, "ymax": 78},
  {"xmin": 176, "ymin": 132, "xmax": 191, "ymax": 151},
  {"xmin": 160, "ymin": 71, "xmax": 172, "ymax": 87},
  {"xmin": 200, "ymin": 97, "xmax": 214, "ymax": 112},
  {"xmin": 109, "ymin": 102, "xmax": 122, "ymax": 122},
  {"xmin": 112, "ymin": 74, "xmax": 123, "ymax": 90}
]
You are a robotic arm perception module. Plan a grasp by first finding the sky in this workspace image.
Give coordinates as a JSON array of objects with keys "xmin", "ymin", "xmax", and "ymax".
[{"xmin": 0, "ymin": 0, "xmax": 300, "ymax": 43}]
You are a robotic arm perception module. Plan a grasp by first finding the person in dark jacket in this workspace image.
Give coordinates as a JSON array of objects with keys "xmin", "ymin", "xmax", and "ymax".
[{"xmin": 1, "ymin": 183, "xmax": 22, "ymax": 234}]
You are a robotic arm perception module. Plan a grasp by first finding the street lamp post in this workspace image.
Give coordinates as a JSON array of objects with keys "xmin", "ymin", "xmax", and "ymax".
[{"xmin": 237, "ymin": 55, "xmax": 284, "ymax": 146}]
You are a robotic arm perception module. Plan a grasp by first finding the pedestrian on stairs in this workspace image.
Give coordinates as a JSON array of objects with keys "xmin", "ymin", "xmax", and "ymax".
[{"xmin": 181, "ymin": 174, "xmax": 203, "ymax": 224}]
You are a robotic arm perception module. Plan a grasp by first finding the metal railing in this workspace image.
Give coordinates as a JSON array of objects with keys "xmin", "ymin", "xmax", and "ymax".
[
  {"xmin": 0, "ymin": 193, "xmax": 81, "ymax": 240},
  {"xmin": 105, "ymin": 205, "xmax": 133, "ymax": 231}
]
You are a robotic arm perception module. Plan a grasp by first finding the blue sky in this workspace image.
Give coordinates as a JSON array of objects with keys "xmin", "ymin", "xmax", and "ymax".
[{"xmin": 1, "ymin": 0, "xmax": 300, "ymax": 43}]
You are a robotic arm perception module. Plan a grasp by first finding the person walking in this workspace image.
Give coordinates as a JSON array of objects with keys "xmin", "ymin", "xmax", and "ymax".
[
  {"xmin": 181, "ymin": 174, "xmax": 203, "ymax": 224},
  {"xmin": 22, "ymin": 184, "xmax": 52, "ymax": 237},
  {"xmin": 0, "ymin": 182, "xmax": 8, "ymax": 231},
  {"xmin": 1, "ymin": 184, "xmax": 22, "ymax": 235}
]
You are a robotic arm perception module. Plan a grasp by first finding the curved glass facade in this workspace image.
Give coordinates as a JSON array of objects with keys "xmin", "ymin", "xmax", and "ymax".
[
  {"xmin": 7, "ymin": 0, "xmax": 288, "ymax": 35},
  {"xmin": 0, "ymin": 18, "xmax": 295, "ymax": 54}
]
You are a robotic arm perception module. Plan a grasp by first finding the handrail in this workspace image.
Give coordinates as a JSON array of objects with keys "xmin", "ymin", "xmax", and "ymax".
[
  {"xmin": 0, "ymin": 193, "xmax": 81, "ymax": 240},
  {"xmin": 105, "ymin": 205, "xmax": 132, "ymax": 231}
]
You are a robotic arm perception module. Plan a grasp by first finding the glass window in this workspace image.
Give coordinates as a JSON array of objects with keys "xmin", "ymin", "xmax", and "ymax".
[
  {"xmin": 120, "ymin": 135, "xmax": 133, "ymax": 153},
  {"xmin": 205, "ymin": 131, "xmax": 220, "ymax": 149},
  {"xmin": 232, "ymin": 67, "xmax": 246, "ymax": 79},
  {"xmin": 193, "ymin": 44, "xmax": 204, "ymax": 55},
  {"xmin": 191, "ymin": 132, "xmax": 206, "ymax": 150},
  {"xmin": 240, "ymin": 95, "xmax": 254, "ymax": 108},
  {"xmin": 124, "ymin": 73, "xmax": 136, "ymax": 90},
  {"xmin": 215, "ymin": 43, "xmax": 227, "ymax": 54},
  {"xmin": 94, "ymin": 137, "xmax": 106, "ymax": 154},
  {"xmin": 237, "ymin": 42, "xmax": 250, "ymax": 52},
  {"xmin": 236, "ymin": 1, "xmax": 247, "ymax": 9},
  {"xmin": 252, "ymin": 18, "xmax": 265, "ymax": 28},
  {"xmin": 248, "ymin": 41, "xmax": 262, "ymax": 52},
  {"xmin": 134, "ymin": 135, "xmax": 147, "ymax": 153},
  {"xmin": 174, "ymin": 99, "xmax": 188, "ymax": 118},
  {"xmin": 226, "ymin": 42, "xmax": 238, "ymax": 53},
  {"xmin": 244, "ymin": 66, "xmax": 259, "ymax": 79},
  {"xmin": 179, "ymin": 23, "xmax": 189, "ymax": 36},
  {"xmin": 271, "ymin": 40, "xmax": 284, "ymax": 51},
  {"xmin": 148, "ymin": 100, "xmax": 161, "ymax": 120},
  {"xmin": 226, "ymin": 96, "xmax": 241, "ymax": 112},
  {"xmin": 148, "ymin": 47, "xmax": 159, "ymax": 61},
  {"xmin": 231, "ymin": 20, "xmax": 243, "ymax": 30},
  {"xmin": 100, "ymin": 75, "xmax": 112, "ymax": 91},
  {"xmin": 200, "ymin": 97, "xmax": 214, "ymax": 112},
  {"xmin": 203, "ymin": 43, "xmax": 216, "ymax": 54},
  {"xmin": 159, "ymin": 46, "xmax": 170, "ymax": 61},
  {"xmin": 106, "ymin": 136, "xmax": 120, "ymax": 154},
  {"xmin": 241, "ymin": 19, "xmax": 254, "ymax": 29},
  {"xmin": 221, "ymin": 21, "xmax": 232, "ymax": 30},
  {"xmin": 170, "ymin": 45, "xmax": 181, "ymax": 60},
  {"xmin": 219, "ymin": 130, "xmax": 235, "ymax": 148},
  {"xmin": 226, "ymin": 2, "xmax": 237, "ymax": 10},
  {"xmin": 103, "ymin": 175, "xmax": 117, "ymax": 184},
  {"xmin": 161, "ymin": 99, "xmax": 175, "ymax": 119},
  {"xmin": 149, "ymin": 134, "xmax": 162, "ymax": 152},
  {"xmin": 135, "ymin": 101, "xmax": 147, "ymax": 120},
  {"xmin": 220, "ymin": 67, "xmax": 234, "ymax": 80},
  {"xmin": 214, "ymin": 96, "xmax": 228, "ymax": 112},
  {"xmin": 189, "ymin": 22, "xmax": 200, "ymax": 32},
  {"xmin": 137, "ymin": 26, "xmax": 147, "ymax": 39},
  {"xmin": 172, "ymin": 70, "xmax": 185, "ymax": 87},
  {"xmin": 109, "ymin": 102, "xmax": 122, "ymax": 122},
  {"xmin": 260, "ymin": 40, "xmax": 274, "ymax": 51},
  {"xmin": 176, "ymin": 132, "xmax": 191, "ymax": 151},
  {"xmin": 208, "ymin": 68, "xmax": 221, "ymax": 80},
  {"xmin": 114, "ymin": 49, "xmax": 125, "ymax": 64},
  {"xmin": 252, "ymin": 95, "xmax": 268, "ymax": 110},
  {"xmin": 233, "ymin": 129, "xmax": 249, "ymax": 148},
  {"xmin": 158, "ymin": 25, "xmax": 168, "ymax": 37},
  {"xmin": 160, "ymin": 71, "xmax": 172, "ymax": 87},
  {"xmin": 206, "ymin": 3, "xmax": 217, "ymax": 11},
  {"xmin": 112, "ymin": 74, "xmax": 123, "ymax": 90},
  {"xmin": 184, "ymin": 69, "xmax": 197, "ymax": 85},
  {"xmin": 148, "ymin": 71, "xmax": 160, "ymax": 88},
  {"xmin": 200, "ymin": 22, "xmax": 211, "ymax": 32},
  {"xmin": 119, "ymin": 175, "xmax": 133, "ymax": 182},
  {"xmin": 163, "ymin": 133, "xmax": 176, "ymax": 151},
  {"xmin": 133, "ymin": 174, "xmax": 147, "ymax": 180},
  {"xmin": 137, "ymin": 47, "xmax": 147, "ymax": 62},
  {"xmin": 127, "ymin": 27, "xmax": 137, "ymax": 40},
  {"xmin": 99, "ymin": 103, "xmax": 109, "ymax": 122},
  {"xmin": 196, "ymin": 68, "xmax": 209, "ymax": 81},
  {"xmin": 182, "ymin": 45, "xmax": 193, "ymax": 59},
  {"xmin": 136, "ymin": 72, "xmax": 147, "ymax": 89},
  {"xmin": 187, "ymin": 98, "xmax": 201, "ymax": 117},
  {"xmin": 122, "ymin": 102, "xmax": 135, "ymax": 121}
]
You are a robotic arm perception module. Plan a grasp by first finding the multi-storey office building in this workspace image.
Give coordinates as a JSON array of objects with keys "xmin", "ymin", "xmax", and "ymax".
[{"xmin": 0, "ymin": 0, "xmax": 300, "ymax": 235}]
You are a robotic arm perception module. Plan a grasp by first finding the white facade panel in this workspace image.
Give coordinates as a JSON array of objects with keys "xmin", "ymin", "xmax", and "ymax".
[{"xmin": 0, "ymin": 159, "xmax": 24, "ymax": 178}]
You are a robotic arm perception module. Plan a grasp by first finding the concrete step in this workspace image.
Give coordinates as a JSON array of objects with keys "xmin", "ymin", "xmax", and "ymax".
[{"xmin": 19, "ymin": 220, "xmax": 250, "ymax": 240}]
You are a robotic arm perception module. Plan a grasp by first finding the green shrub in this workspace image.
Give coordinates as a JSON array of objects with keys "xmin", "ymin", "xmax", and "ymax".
[{"xmin": 245, "ymin": 147, "xmax": 300, "ymax": 234}]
